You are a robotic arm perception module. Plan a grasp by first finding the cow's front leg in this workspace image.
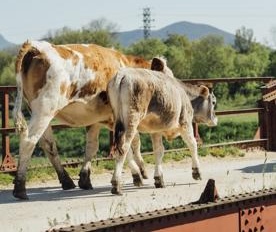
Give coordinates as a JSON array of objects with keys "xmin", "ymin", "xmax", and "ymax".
[
  {"xmin": 151, "ymin": 133, "xmax": 165, "ymax": 188},
  {"xmin": 40, "ymin": 126, "xmax": 76, "ymax": 190},
  {"xmin": 181, "ymin": 125, "xmax": 201, "ymax": 180},
  {"xmin": 78, "ymin": 124, "xmax": 101, "ymax": 190}
]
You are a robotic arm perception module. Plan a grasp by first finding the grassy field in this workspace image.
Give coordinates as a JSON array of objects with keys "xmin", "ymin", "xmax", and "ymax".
[{"xmin": 218, "ymin": 113, "xmax": 258, "ymax": 124}]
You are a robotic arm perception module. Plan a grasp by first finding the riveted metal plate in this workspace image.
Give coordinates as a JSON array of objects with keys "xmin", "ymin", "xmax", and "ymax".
[
  {"xmin": 240, "ymin": 206, "xmax": 265, "ymax": 232},
  {"xmin": 51, "ymin": 188, "xmax": 276, "ymax": 232}
]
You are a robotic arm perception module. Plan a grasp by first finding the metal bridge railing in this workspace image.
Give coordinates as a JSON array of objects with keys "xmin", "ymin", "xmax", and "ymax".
[{"xmin": 1, "ymin": 77, "xmax": 275, "ymax": 172}]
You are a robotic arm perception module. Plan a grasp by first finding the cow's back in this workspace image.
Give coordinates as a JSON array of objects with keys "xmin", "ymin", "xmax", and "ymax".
[
  {"xmin": 16, "ymin": 41, "xmax": 150, "ymax": 127},
  {"xmin": 108, "ymin": 68, "xmax": 193, "ymax": 133}
]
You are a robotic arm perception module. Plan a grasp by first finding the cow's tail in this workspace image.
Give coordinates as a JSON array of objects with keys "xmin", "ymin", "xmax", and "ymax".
[
  {"xmin": 114, "ymin": 120, "xmax": 125, "ymax": 155},
  {"xmin": 13, "ymin": 40, "xmax": 36, "ymax": 134},
  {"xmin": 108, "ymin": 71, "xmax": 129, "ymax": 156}
]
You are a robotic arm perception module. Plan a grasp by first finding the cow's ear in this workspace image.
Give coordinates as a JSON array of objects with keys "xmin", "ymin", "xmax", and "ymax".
[
  {"xmin": 99, "ymin": 91, "xmax": 109, "ymax": 104},
  {"xmin": 151, "ymin": 58, "xmax": 164, "ymax": 72},
  {"xmin": 199, "ymin": 85, "xmax": 209, "ymax": 98}
]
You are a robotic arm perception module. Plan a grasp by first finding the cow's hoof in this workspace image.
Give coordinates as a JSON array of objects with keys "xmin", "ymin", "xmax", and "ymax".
[
  {"xmin": 111, "ymin": 180, "xmax": 122, "ymax": 195},
  {"xmin": 59, "ymin": 170, "xmax": 76, "ymax": 190},
  {"xmin": 132, "ymin": 173, "xmax": 143, "ymax": 187},
  {"xmin": 154, "ymin": 176, "xmax": 165, "ymax": 188},
  {"xmin": 62, "ymin": 179, "xmax": 76, "ymax": 190},
  {"xmin": 140, "ymin": 168, "xmax": 149, "ymax": 179},
  {"xmin": 111, "ymin": 187, "xmax": 123, "ymax": 195},
  {"xmin": 192, "ymin": 168, "xmax": 202, "ymax": 180},
  {"xmin": 13, "ymin": 178, "xmax": 28, "ymax": 200},
  {"xmin": 78, "ymin": 170, "xmax": 93, "ymax": 190},
  {"xmin": 13, "ymin": 189, "xmax": 29, "ymax": 200}
]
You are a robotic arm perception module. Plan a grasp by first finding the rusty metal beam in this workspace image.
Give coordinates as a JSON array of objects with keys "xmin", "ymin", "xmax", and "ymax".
[
  {"xmin": 0, "ymin": 86, "xmax": 17, "ymax": 92},
  {"xmin": 0, "ymin": 90, "xmax": 16, "ymax": 172},
  {"xmin": 263, "ymin": 90, "xmax": 276, "ymax": 102},
  {"xmin": 182, "ymin": 77, "xmax": 274, "ymax": 85},
  {"xmin": 216, "ymin": 108, "xmax": 264, "ymax": 116},
  {"xmin": 52, "ymin": 188, "xmax": 276, "ymax": 232}
]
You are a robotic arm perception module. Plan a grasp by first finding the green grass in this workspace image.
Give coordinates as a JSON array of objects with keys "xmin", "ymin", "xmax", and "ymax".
[{"xmin": 218, "ymin": 113, "xmax": 258, "ymax": 124}]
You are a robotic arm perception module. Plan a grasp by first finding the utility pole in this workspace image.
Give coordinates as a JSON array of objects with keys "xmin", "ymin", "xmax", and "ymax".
[{"xmin": 142, "ymin": 7, "xmax": 154, "ymax": 39}]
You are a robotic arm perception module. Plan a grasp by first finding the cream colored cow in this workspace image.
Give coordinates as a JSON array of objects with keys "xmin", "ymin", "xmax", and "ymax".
[
  {"xmin": 13, "ymin": 40, "xmax": 150, "ymax": 199},
  {"xmin": 108, "ymin": 58, "xmax": 217, "ymax": 195}
]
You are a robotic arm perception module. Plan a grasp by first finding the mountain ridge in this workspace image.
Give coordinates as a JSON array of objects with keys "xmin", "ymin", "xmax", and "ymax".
[
  {"xmin": 0, "ymin": 34, "xmax": 15, "ymax": 50},
  {"xmin": 0, "ymin": 21, "xmax": 235, "ymax": 50},
  {"xmin": 117, "ymin": 21, "xmax": 235, "ymax": 46}
]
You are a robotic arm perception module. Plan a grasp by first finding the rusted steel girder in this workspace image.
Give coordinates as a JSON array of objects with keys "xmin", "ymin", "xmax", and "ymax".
[
  {"xmin": 259, "ymin": 79, "xmax": 276, "ymax": 151},
  {"xmin": 51, "ymin": 188, "xmax": 276, "ymax": 232},
  {"xmin": 0, "ymin": 88, "xmax": 17, "ymax": 172}
]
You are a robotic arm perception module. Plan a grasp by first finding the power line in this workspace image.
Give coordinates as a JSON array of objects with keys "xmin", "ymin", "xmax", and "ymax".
[{"xmin": 142, "ymin": 7, "xmax": 154, "ymax": 39}]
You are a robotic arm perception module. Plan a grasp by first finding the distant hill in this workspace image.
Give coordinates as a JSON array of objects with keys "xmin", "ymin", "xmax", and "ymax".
[
  {"xmin": 0, "ymin": 34, "xmax": 15, "ymax": 50},
  {"xmin": 0, "ymin": 21, "xmax": 235, "ymax": 50},
  {"xmin": 117, "ymin": 21, "xmax": 235, "ymax": 47}
]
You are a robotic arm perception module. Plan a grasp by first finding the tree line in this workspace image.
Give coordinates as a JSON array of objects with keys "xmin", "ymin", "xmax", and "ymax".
[
  {"xmin": 0, "ymin": 19, "xmax": 276, "ymax": 108},
  {"xmin": 3, "ymin": 19, "xmax": 274, "ymax": 157}
]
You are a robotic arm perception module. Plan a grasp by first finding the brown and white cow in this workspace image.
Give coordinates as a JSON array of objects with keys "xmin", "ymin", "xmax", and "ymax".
[
  {"xmin": 12, "ymin": 40, "xmax": 151, "ymax": 199},
  {"xmin": 107, "ymin": 57, "xmax": 217, "ymax": 194}
]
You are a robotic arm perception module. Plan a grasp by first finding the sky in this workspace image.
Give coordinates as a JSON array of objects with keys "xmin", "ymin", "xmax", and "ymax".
[{"xmin": 1, "ymin": 0, "xmax": 276, "ymax": 46}]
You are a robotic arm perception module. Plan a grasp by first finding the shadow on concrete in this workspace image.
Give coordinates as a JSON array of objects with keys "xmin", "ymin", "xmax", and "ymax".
[
  {"xmin": 238, "ymin": 161, "xmax": 276, "ymax": 174},
  {"xmin": 0, "ymin": 181, "xmax": 198, "ymax": 204}
]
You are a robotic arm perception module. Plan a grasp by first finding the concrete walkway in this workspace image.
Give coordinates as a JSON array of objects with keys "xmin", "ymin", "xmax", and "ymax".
[{"xmin": 1, "ymin": 150, "xmax": 276, "ymax": 232}]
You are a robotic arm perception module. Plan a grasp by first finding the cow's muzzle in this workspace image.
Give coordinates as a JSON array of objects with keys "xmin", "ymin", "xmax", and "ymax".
[{"xmin": 207, "ymin": 114, "xmax": 218, "ymax": 127}]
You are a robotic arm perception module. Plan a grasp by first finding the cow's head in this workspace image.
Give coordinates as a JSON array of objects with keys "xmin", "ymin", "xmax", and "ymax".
[
  {"xmin": 192, "ymin": 85, "xmax": 218, "ymax": 127},
  {"xmin": 151, "ymin": 57, "xmax": 174, "ymax": 77}
]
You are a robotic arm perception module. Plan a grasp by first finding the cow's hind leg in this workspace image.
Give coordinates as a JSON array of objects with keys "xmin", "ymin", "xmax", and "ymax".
[
  {"xmin": 78, "ymin": 124, "xmax": 100, "ymax": 190},
  {"xmin": 127, "ymin": 148, "xmax": 143, "ymax": 187},
  {"xmin": 39, "ymin": 126, "xmax": 76, "ymax": 190},
  {"xmin": 111, "ymin": 125, "xmax": 139, "ymax": 195},
  {"xmin": 181, "ymin": 125, "xmax": 201, "ymax": 180},
  {"xmin": 13, "ymin": 115, "xmax": 54, "ymax": 200},
  {"xmin": 151, "ymin": 133, "xmax": 165, "ymax": 188},
  {"xmin": 131, "ymin": 132, "xmax": 148, "ymax": 179}
]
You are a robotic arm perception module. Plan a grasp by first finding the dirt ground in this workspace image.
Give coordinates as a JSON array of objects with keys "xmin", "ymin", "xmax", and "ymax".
[{"xmin": 1, "ymin": 150, "xmax": 276, "ymax": 232}]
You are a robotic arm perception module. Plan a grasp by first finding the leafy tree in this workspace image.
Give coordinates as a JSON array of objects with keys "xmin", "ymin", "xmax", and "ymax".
[
  {"xmin": 0, "ymin": 51, "xmax": 13, "ymax": 74},
  {"xmin": 234, "ymin": 26, "xmax": 254, "ymax": 54},
  {"xmin": 265, "ymin": 50, "xmax": 276, "ymax": 77},
  {"xmin": 84, "ymin": 17, "xmax": 119, "ymax": 32},
  {"xmin": 191, "ymin": 35, "xmax": 235, "ymax": 78},
  {"xmin": 46, "ymin": 18, "xmax": 120, "ymax": 48},
  {"xmin": 270, "ymin": 26, "xmax": 276, "ymax": 49},
  {"xmin": 0, "ymin": 52, "xmax": 15, "ymax": 85},
  {"xmin": 0, "ymin": 60, "xmax": 16, "ymax": 85},
  {"xmin": 126, "ymin": 38, "xmax": 167, "ymax": 60},
  {"xmin": 164, "ymin": 34, "xmax": 193, "ymax": 78},
  {"xmin": 233, "ymin": 43, "xmax": 270, "ymax": 77}
]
